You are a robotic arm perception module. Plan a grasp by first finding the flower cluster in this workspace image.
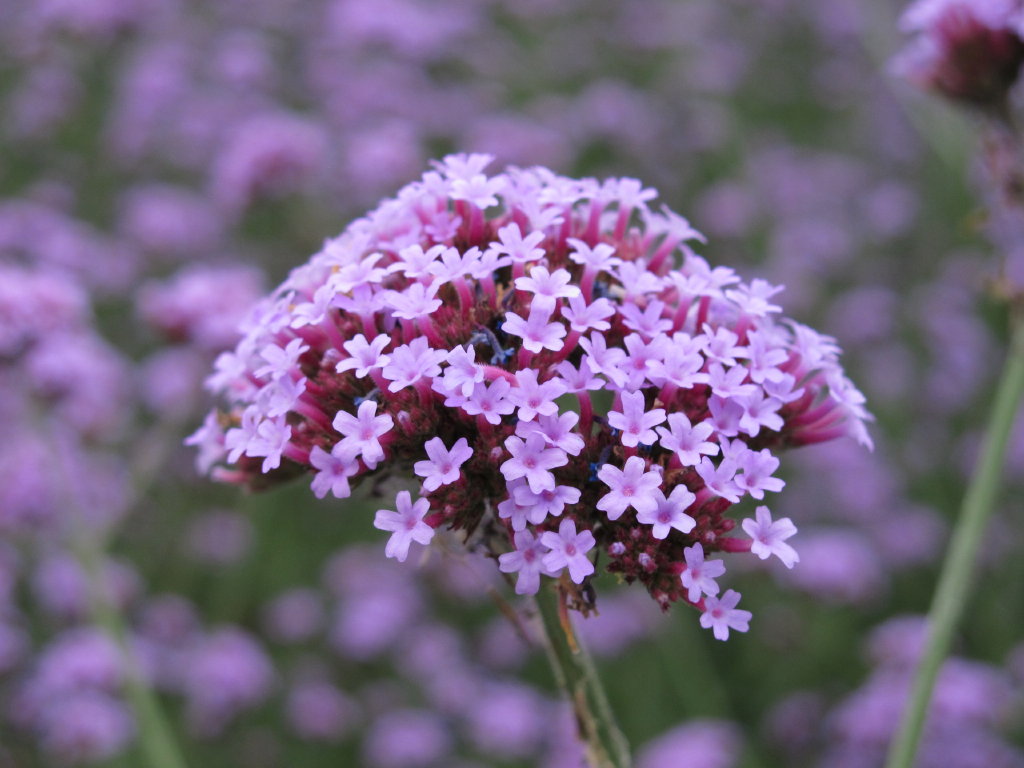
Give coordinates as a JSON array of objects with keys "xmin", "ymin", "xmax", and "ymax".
[
  {"xmin": 195, "ymin": 155, "xmax": 871, "ymax": 640},
  {"xmin": 893, "ymin": 0, "xmax": 1024, "ymax": 108}
]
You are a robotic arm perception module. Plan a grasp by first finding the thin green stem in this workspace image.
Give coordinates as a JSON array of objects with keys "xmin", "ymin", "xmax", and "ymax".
[
  {"xmin": 533, "ymin": 584, "xmax": 632, "ymax": 768},
  {"xmin": 76, "ymin": 538, "xmax": 189, "ymax": 768},
  {"xmin": 885, "ymin": 316, "xmax": 1024, "ymax": 768}
]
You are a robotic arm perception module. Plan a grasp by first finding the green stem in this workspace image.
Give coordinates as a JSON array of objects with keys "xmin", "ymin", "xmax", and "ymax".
[
  {"xmin": 76, "ymin": 538, "xmax": 189, "ymax": 768},
  {"xmin": 885, "ymin": 316, "xmax": 1024, "ymax": 768},
  {"xmin": 533, "ymin": 585, "xmax": 632, "ymax": 768}
]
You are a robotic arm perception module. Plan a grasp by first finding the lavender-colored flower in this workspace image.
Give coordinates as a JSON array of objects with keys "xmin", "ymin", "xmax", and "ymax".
[
  {"xmin": 498, "ymin": 529, "xmax": 552, "ymax": 595},
  {"xmin": 681, "ymin": 544, "xmax": 727, "ymax": 604},
  {"xmin": 373, "ymin": 491, "xmax": 435, "ymax": 563},
  {"xmin": 607, "ymin": 390, "xmax": 666, "ymax": 448},
  {"xmin": 183, "ymin": 510, "xmax": 254, "ymax": 565},
  {"xmin": 892, "ymin": 0, "xmax": 1024, "ymax": 107},
  {"xmin": 363, "ymin": 709, "xmax": 452, "ymax": 768},
  {"xmin": 197, "ymin": 157, "xmax": 870, "ymax": 629},
  {"xmin": 182, "ymin": 628, "xmax": 273, "ymax": 736},
  {"xmin": 596, "ymin": 456, "xmax": 663, "ymax": 520},
  {"xmin": 541, "ymin": 519, "xmax": 597, "ymax": 584},
  {"xmin": 39, "ymin": 692, "xmax": 135, "ymax": 765},
  {"xmin": 285, "ymin": 680, "xmax": 357, "ymax": 742},
  {"xmin": 636, "ymin": 719, "xmax": 743, "ymax": 768},
  {"xmin": 742, "ymin": 505, "xmax": 799, "ymax": 568},
  {"xmin": 414, "ymin": 437, "xmax": 473, "ymax": 492},
  {"xmin": 699, "ymin": 589, "xmax": 752, "ymax": 641}
]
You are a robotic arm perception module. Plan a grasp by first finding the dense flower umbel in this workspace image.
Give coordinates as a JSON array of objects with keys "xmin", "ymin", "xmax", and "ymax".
[{"xmin": 193, "ymin": 155, "xmax": 871, "ymax": 640}]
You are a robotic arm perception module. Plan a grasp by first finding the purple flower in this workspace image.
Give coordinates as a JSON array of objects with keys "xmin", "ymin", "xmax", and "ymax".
[
  {"xmin": 501, "ymin": 433, "xmax": 568, "ymax": 493},
  {"xmin": 607, "ymin": 390, "xmax": 666, "ymax": 447},
  {"xmin": 441, "ymin": 345, "xmax": 484, "ymax": 398},
  {"xmin": 309, "ymin": 445, "xmax": 358, "ymax": 499},
  {"xmin": 183, "ymin": 628, "xmax": 273, "ymax": 735},
  {"xmin": 332, "ymin": 400, "xmax": 394, "ymax": 469},
  {"xmin": 893, "ymin": 0, "xmax": 1024, "ymax": 107},
  {"xmin": 197, "ymin": 157, "xmax": 870, "ymax": 627},
  {"xmin": 381, "ymin": 338, "xmax": 447, "ymax": 392},
  {"xmin": 597, "ymin": 456, "xmax": 662, "ymax": 519},
  {"xmin": 700, "ymin": 589, "xmax": 752, "ymax": 641},
  {"xmin": 489, "ymin": 223, "xmax": 546, "ymax": 263},
  {"xmin": 636, "ymin": 485, "xmax": 697, "ymax": 539},
  {"xmin": 374, "ymin": 491, "xmax": 435, "ymax": 562},
  {"xmin": 636, "ymin": 720, "xmax": 742, "ymax": 768},
  {"xmin": 40, "ymin": 693, "xmax": 134, "ymax": 764},
  {"xmin": 733, "ymin": 447, "xmax": 785, "ymax": 500},
  {"xmin": 742, "ymin": 506, "xmax": 799, "ymax": 568},
  {"xmin": 515, "ymin": 265, "xmax": 580, "ymax": 312},
  {"xmin": 507, "ymin": 369, "xmax": 567, "ymax": 422},
  {"xmin": 681, "ymin": 544, "xmax": 726, "ymax": 603},
  {"xmin": 657, "ymin": 413, "xmax": 719, "ymax": 466},
  {"xmin": 498, "ymin": 529, "xmax": 552, "ymax": 595},
  {"xmin": 246, "ymin": 415, "xmax": 292, "ymax": 472},
  {"xmin": 541, "ymin": 519, "xmax": 596, "ymax": 583},
  {"xmin": 414, "ymin": 437, "xmax": 473, "ymax": 492},
  {"xmin": 285, "ymin": 681, "xmax": 356, "ymax": 742},
  {"xmin": 502, "ymin": 304, "xmax": 567, "ymax": 354}
]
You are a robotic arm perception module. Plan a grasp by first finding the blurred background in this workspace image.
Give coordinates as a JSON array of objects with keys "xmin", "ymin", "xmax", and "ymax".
[{"xmin": 1, "ymin": 0, "xmax": 1023, "ymax": 766}]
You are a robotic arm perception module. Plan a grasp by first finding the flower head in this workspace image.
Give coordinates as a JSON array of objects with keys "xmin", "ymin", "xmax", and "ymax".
[
  {"xmin": 892, "ymin": 0, "xmax": 1024, "ymax": 108},
  {"xmin": 197, "ymin": 156, "xmax": 870, "ymax": 635}
]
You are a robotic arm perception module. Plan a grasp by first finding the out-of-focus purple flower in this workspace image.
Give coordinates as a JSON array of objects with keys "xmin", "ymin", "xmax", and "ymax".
[
  {"xmin": 362, "ymin": 709, "xmax": 452, "ymax": 768},
  {"xmin": 781, "ymin": 529, "xmax": 885, "ymax": 604},
  {"xmin": 33, "ymin": 628, "xmax": 124, "ymax": 699},
  {"xmin": 25, "ymin": 331, "xmax": 132, "ymax": 438},
  {"xmin": 210, "ymin": 112, "xmax": 329, "ymax": 215},
  {"xmin": 285, "ymin": 680, "xmax": 358, "ymax": 742},
  {"xmin": 261, "ymin": 589, "xmax": 324, "ymax": 645},
  {"xmin": 635, "ymin": 719, "xmax": 743, "ymax": 768},
  {"xmin": 138, "ymin": 347, "xmax": 207, "ymax": 418},
  {"xmin": 326, "ymin": 555, "xmax": 422, "ymax": 660},
  {"xmin": 32, "ymin": 554, "xmax": 140, "ymax": 622},
  {"xmin": 183, "ymin": 509, "xmax": 254, "ymax": 565},
  {"xmin": 0, "ymin": 264, "xmax": 87, "ymax": 356},
  {"xmin": 39, "ymin": 692, "xmax": 135, "ymax": 765},
  {"xmin": 864, "ymin": 615, "xmax": 931, "ymax": 668},
  {"xmin": 0, "ymin": 200, "xmax": 139, "ymax": 291},
  {"xmin": 0, "ymin": 617, "xmax": 28, "ymax": 675},
  {"xmin": 137, "ymin": 263, "xmax": 264, "ymax": 352},
  {"xmin": 892, "ymin": 0, "xmax": 1024, "ymax": 107},
  {"xmin": 4, "ymin": 61, "xmax": 81, "ymax": 141},
  {"xmin": 575, "ymin": 591, "xmax": 663, "ymax": 657},
  {"xmin": 182, "ymin": 627, "xmax": 274, "ymax": 735},
  {"xmin": 464, "ymin": 681, "xmax": 549, "ymax": 758},
  {"xmin": 118, "ymin": 184, "xmax": 224, "ymax": 259}
]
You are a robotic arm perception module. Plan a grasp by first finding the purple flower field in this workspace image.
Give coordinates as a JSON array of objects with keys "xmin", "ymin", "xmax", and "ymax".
[{"xmin": 1, "ymin": 0, "xmax": 1023, "ymax": 766}]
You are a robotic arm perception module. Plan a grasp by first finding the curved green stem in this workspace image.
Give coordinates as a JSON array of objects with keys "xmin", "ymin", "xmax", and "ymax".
[
  {"xmin": 885, "ymin": 316, "xmax": 1024, "ymax": 768},
  {"xmin": 76, "ymin": 538, "xmax": 189, "ymax": 768},
  {"xmin": 533, "ymin": 584, "xmax": 632, "ymax": 768}
]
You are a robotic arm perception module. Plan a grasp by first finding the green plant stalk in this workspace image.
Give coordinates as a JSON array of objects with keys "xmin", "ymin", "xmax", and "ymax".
[
  {"xmin": 885, "ymin": 316, "xmax": 1024, "ymax": 768},
  {"xmin": 77, "ymin": 538, "xmax": 189, "ymax": 768},
  {"xmin": 533, "ymin": 585, "xmax": 632, "ymax": 768}
]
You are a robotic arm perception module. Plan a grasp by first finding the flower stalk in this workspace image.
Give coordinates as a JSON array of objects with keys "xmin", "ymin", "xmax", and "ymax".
[
  {"xmin": 885, "ymin": 310, "xmax": 1024, "ymax": 768},
  {"xmin": 76, "ymin": 537, "xmax": 189, "ymax": 768},
  {"xmin": 533, "ymin": 583, "xmax": 632, "ymax": 768}
]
